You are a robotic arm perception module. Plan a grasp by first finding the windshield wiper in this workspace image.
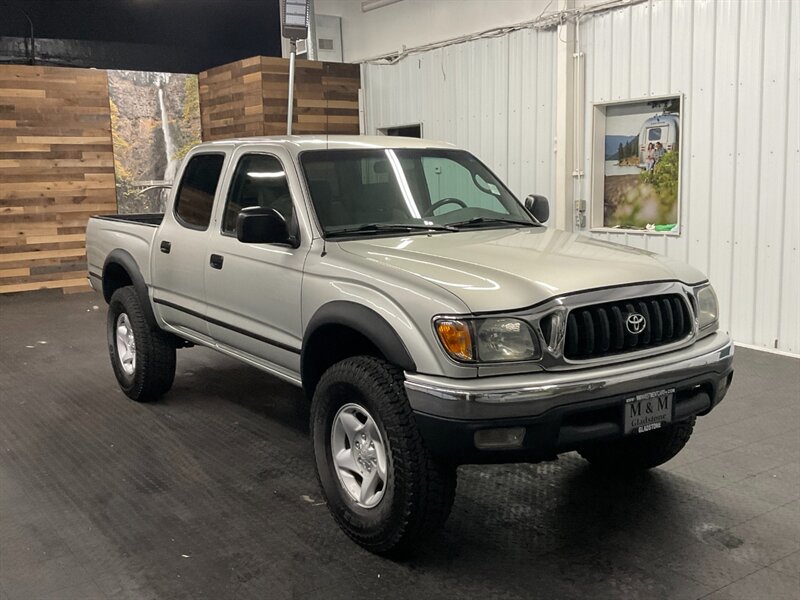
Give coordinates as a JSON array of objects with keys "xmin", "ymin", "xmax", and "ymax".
[
  {"xmin": 326, "ymin": 223, "xmax": 458, "ymax": 237},
  {"xmin": 448, "ymin": 216, "xmax": 540, "ymax": 229}
]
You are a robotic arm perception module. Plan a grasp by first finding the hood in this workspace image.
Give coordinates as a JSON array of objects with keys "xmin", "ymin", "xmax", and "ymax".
[{"xmin": 337, "ymin": 227, "xmax": 707, "ymax": 313}]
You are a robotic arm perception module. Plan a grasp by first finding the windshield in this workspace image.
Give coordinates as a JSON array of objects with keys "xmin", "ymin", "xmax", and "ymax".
[{"xmin": 300, "ymin": 148, "xmax": 535, "ymax": 237}]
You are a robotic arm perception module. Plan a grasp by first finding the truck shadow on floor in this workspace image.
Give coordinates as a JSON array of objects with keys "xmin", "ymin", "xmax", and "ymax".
[
  {"xmin": 163, "ymin": 352, "xmax": 311, "ymax": 435},
  {"xmin": 401, "ymin": 464, "xmax": 722, "ymax": 594},
  {"xmin": 159, "ymin": 356, "xmax": 721, "ymax": 574}
]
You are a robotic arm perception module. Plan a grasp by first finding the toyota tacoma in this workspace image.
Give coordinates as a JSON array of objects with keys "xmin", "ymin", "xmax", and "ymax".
[{"xmin": 86, "ymin": 136, "xmax": 734, "ymax": 554}]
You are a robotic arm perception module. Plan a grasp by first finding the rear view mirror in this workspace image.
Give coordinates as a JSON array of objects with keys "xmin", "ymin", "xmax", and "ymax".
[
  {"xmin": 236, "ymin": 206, "xmax": 297, "ymax": 247},
  {"xmin": 524, "ymin": 195, "xmax": 550, "ymax": 224}
]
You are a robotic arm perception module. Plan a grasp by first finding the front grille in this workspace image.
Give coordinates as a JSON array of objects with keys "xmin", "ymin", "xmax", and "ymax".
[{"xmin": 563, "ymin": 294, "xmax": 692, "ymax": 360}]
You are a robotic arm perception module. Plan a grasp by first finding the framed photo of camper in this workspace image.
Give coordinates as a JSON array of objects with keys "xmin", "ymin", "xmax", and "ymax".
[{"xmin": 589, "ymin": 95, "xmax": 682, "ymax": 234}]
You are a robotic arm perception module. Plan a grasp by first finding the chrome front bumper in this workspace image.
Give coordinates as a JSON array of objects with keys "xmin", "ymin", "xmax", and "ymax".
[{"xmin": 405, "ymin": 331, "xmax": 734, "ymax": 420}]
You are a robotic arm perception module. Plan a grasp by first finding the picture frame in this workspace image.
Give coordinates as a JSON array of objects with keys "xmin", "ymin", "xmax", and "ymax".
[
  {"xmin": 107, "ymin": 70, "xmax": 202, "ymax": 214},
  {"xmin": 589, "ymin": 94, "xmax": 683, "ymax": 235}
]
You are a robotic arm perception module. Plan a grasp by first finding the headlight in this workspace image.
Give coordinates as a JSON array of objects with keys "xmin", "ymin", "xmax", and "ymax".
[
  {"xmin": 434, "ymin": 317, "xmax": 539, "ymax": 363},
  {"xmin": 475, "ymin": 318, "xmax": 537, "ymax": 361},
  {"xmin": 695, "ymin": 284, "xmax": 719, "ymax": 330}
]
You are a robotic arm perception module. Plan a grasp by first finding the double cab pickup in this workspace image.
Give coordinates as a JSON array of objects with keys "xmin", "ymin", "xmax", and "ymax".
[{"xmin": 86, "ymin": 136, "xmax": 734, "ymax": 554}]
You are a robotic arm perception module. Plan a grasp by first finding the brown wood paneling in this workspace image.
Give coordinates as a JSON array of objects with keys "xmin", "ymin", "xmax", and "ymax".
[
  {"xmin": 0, "ymin": 65, "xmax": 116, "ymax": 294},
  {"xmin": 199, "ymin": 56, "xmax": 360, "ymax": 141}
]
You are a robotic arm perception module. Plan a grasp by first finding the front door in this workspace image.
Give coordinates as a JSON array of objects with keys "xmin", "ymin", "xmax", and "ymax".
[{"xmin": 204, "ymin": 149, "xmax": 309, "ymax": 377}]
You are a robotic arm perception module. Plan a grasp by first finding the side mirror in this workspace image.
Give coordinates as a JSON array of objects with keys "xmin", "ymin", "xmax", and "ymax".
[
  {"xmin": 524, "ymin": 194, "xmax": 550, "ymax": 224},
  {"xmin": 236, "ymin": 206, "xmax": 297, "ymax": 247}
]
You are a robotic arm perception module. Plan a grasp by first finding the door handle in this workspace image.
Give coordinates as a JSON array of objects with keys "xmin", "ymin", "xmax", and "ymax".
[
  {"xmin": 160, "ymin": 240, "xmax": 171, "ymax": 254},
  {"xmin": 209, "ymin": 254, "xmax": 224, "ymax": 270}
]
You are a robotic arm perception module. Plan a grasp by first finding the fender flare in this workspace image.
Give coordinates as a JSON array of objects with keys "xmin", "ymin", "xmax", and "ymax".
[
  {"xmin": 302, "ymin": 301, "xmax": 417, "ymax": 379},
  {"xmin": 102, "ymin": 249, "xmax": 159, "ymax": 331}
]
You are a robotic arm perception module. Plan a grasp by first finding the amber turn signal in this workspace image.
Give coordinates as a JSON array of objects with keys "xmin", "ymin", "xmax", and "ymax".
[{"xmin": 435, "ymin": 319, "xmax": 474, "ymax": 361}]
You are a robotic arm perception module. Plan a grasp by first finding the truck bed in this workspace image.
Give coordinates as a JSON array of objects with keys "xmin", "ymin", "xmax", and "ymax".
[{"xmin": 85, "ymin": 213, "xmax": 162, "ymax": 286}]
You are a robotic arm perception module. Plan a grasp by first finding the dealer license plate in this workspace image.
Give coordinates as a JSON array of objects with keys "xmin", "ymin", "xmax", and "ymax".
[{"xmin": 624, "ymin": 389, "xmax": 674, "ymax": 435}]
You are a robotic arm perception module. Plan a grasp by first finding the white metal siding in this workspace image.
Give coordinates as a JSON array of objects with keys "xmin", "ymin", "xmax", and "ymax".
[
  {"xmin": 362, "ymin": 27, "xmax": 558, "ymax": 205},
  {"xmin": 581, "ymin": 0, "xmax": 799, "ymax": 353},
  {"xmin": 359, "ymin": 0, "xmax": 797, "ymax": 353}
]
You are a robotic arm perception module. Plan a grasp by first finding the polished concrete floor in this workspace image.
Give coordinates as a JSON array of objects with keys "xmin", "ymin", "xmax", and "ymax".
[{"xmin": 1, "ymin": 290, "xmax": 798, "ymax": 600}]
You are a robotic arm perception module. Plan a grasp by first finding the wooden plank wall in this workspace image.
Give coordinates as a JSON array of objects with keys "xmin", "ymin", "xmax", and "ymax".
[
  {"xmin": 0, "ymin": 57, "xmax": 358, "ymax": 293},
  {"xmin": 199, "ymin": 56, "xmax": 360, "ymax": 140},
  {"xmin": 198, "ymin": 56, "xmax": 266, "ymax": 140},
  {"xmin": 0, "ymin": 65, "xmax": 116, "ymax": 294}
]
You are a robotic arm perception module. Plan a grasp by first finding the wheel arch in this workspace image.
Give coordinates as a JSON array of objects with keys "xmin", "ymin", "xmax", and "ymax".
[
  {"xmin": 102, "ymin": 249, "xmax": 158, "ymax": 331},
  {"xmin": 301, "ymin": 301, "xmax": 416, "ymax": 398}
]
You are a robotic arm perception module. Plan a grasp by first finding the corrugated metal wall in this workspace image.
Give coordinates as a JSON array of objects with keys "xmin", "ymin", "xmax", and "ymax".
[
  {"xmin": 581, "ymin": 0, "xmax": 798, "ymax": 353},
  {"xmin": 361, "ymin": 27, "xmax": 558, "ymax": 205},
  {"xmin": 360, "ymin": 0, "xmax": 797, "ymax": 353}
]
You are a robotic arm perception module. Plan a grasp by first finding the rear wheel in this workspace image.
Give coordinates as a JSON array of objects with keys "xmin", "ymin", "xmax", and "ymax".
[
  {"xmin": 311, "ymin": 356, "xmax": 456, "ymax": 555},
  {"xmin": 107, "ymin": 286, "xmax": 176, "ymax": 402},
  {"xmin": 578, "ymin": 417, "xmax": 696, "ymax": 472}
]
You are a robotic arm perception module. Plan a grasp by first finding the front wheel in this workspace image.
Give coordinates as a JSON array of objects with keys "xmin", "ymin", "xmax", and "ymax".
[
  {"xmin": 311, "ymin": 356, "xmax": 456, "ymax": 555},
  {"xmin": 578, "ymin": 417, "xmax": 696, "ymax": 472},
  {"xmin": 107, "ymin": 286, "xmax": 176, "ymax": 402}
]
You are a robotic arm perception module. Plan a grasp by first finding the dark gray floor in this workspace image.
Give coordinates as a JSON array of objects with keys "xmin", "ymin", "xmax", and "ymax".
[{"xmin": 0, "ymin": 290, "xmax": 798, "ymax": 600}]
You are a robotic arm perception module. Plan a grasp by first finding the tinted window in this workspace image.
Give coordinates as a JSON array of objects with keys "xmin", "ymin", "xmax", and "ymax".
[
  {"xmin": 222, "ymin": 154, "xmax": 294, "ymax": 234},
  {"xmin": 174, "ymin": 154, "xmax": 225, "ymax": 230},
  {"xmin": 648, "ymin": 127, "xmax": 663, "ymax": 141},
  {"xmin": 300, "ymin": 149, "xmax": 531, "ymax": 233}
]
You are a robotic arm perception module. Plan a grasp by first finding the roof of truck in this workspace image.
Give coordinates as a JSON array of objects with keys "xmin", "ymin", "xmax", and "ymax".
[{"xmin": 194, "ymin": 135, "xmax": 457, "ymax": 154}]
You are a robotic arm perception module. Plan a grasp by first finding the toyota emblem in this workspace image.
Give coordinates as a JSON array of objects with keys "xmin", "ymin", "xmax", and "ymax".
[{"xmin": 625, "ymin": 313, "xmax": 646, "ymax": 335}]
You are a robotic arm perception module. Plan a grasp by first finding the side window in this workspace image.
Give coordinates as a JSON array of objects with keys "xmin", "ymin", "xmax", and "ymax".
[
  {"xmin": 222, "ymin": 154, "xmax": 294, "ymax": 234},
  {"xmin": 421, "ymin": 157, "xmax": 504, "ymax": 213},
  {"xmin": 174, "ymin": 154, "xmax": 225, "ymax": 230}
]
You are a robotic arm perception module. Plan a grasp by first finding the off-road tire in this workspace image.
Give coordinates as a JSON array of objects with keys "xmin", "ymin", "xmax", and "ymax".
[
  {"xmin": 578, "ymin": 417, "xmax": 696, "ymax": 472},
  {"xmin": 107, "ymin": 286, "xmax": 176, "ymax": 402},
  {"xmin": 311, "ymin": 356, "xmax": 456, "ymax": 555}
]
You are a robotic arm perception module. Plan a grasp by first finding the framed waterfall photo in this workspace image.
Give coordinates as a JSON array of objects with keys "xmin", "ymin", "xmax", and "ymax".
[
  {"xmin": 107, "ymin": 70, "xmax": 201, "ymax": 214},
  {"xmin": 589, "ymin": 94, "xmax": 683, "ymax": 234}
]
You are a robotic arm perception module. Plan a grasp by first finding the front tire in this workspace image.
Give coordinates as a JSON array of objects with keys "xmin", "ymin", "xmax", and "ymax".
[
  {"xmin": 578, "ymin": 417, "xmax": 696, "ymax": 472},
  {"xmin": 311, "ymin": 356, "xmax": 456, "ymax": 555},
  {"xmin": 107, "ymin": 286, "xmax": 176, "ymax": 402}
]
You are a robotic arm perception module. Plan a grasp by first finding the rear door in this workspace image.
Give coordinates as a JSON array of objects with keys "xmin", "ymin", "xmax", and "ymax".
[
  {"xmin": 203, "ymin": 147, "xmax": 311, "ymax": 375},
  {"xmin": 151, "ymin": 151, "xmax": 229, "ymax": 339}
]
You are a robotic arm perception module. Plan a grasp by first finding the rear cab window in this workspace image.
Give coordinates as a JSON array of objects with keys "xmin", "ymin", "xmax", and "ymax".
[{"xmin": 174, "ymin": 153, "xmax": 226, "ymax": 230}]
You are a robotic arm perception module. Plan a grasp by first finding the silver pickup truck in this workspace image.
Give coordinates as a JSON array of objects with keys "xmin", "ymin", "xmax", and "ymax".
[{"xmin": 86, "ymin": 136, "xmax": 734, "ymax": 554}]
